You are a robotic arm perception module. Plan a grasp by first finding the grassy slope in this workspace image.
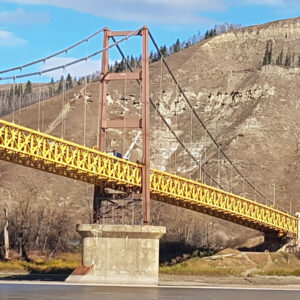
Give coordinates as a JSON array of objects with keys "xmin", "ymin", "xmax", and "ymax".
[{"xmin": 160, "ymin": 250, "xmax": 300, "ymax": 277}]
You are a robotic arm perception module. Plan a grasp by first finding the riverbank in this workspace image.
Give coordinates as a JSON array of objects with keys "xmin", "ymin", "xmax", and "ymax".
[{"xmin": 1, "ymin": 249, "xmax": 300, "ymax": 282}]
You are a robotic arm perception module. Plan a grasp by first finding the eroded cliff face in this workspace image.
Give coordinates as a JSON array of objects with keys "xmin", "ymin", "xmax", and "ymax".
[{"xmin": 2, "ymin": 17, "xmax": 300, "ymax": 249}]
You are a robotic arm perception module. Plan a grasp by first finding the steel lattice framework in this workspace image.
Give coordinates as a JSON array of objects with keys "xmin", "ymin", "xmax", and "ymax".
[{"xmin": 0, "ymin": 120, "xmax": 297, "ymax": 236}]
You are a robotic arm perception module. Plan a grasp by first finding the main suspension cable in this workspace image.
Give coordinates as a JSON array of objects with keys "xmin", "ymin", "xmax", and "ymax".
[
  {"xmin": 148, "ymin": 31, "xmax": 278, "ymax": 208},
  {"xmin": 17, "ymin": 71, "xmax": 21, "ymax": 125},
  {"xmin": 83, "ymin": 40, "xmax": 88, "ymax": 146},
  {"xmin": 111, "ymin": 36, "xmax": 223, "ymax": 189},
  {"xmin": 38, "ymin": 74, "xmax": 41, "ymax": 131},
  {"xmin": 12, "ymin": 77, "xmax": 15, "ymax": 123},
  {"xmin": 41, "ymin": 62, "xmax": 45, "ymax": 132},
  {"xmin": 0, "ymin": 28, "xmax": 143, "ymax": 81},
  {"xmin": 0, "ymin": 28, "xmax": 105, "ymax": 75}
]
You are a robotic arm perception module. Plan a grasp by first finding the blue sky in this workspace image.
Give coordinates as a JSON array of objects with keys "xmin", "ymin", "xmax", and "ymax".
[{"xmin": 0, "ymin": 0, "xmax": 300, "ymax": 81}]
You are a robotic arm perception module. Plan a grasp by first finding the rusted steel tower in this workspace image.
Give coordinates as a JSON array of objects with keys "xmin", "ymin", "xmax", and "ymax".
[{"xmin": 93, "ymin": 26, "xmax": 151, "ymax": 224}]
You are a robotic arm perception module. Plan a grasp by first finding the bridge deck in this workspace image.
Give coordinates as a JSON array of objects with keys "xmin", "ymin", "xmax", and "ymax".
[{"xmin": 0, "ymin": 120, "xmax": 297, "ymax": 236}]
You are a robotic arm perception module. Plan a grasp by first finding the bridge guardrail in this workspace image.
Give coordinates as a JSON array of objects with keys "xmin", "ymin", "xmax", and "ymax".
[{"xmin": 0, "ymin": 119, "xmax": 297, "ymax": 236}]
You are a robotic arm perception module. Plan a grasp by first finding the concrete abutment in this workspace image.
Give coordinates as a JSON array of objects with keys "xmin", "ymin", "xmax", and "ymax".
[{"xmin": 66, "ymin": 224, "xmax": 166, "ymax": 285}]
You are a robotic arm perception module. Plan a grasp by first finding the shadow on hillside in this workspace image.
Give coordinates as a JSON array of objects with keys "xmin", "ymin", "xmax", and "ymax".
[
  {"xmin": 238, "ymin": 237, "xmax": 292, "ymax": 252},
  {"xmin": 160, "ymin": 241, "xmax": 216, "ymax": 264},
  {"xmin": 238, "ymin": 243, "xmax": 268, "ymax": 252}
]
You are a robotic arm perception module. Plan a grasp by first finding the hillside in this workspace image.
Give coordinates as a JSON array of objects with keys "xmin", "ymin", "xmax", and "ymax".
[{"xmin": 1, "ymin": 17, "xmax": 300, "ymax": 254}]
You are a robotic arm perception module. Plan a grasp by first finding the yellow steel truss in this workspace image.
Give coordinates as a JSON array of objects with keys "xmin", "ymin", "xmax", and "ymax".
[{"xmin": 0, "ymin": 119, "xmax": 297, "ymax": 236}]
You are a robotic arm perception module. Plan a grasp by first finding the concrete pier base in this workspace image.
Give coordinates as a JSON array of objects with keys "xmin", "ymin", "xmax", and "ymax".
[
  {"xmin": 66, "ymin": 224, "xmax": 166, "ymax": 285},
  {"xmin": 296, "ymin": 212, "xmax": 300, "ymax": 244}
]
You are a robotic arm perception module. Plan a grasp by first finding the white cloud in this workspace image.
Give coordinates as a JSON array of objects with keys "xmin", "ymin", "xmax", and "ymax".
[
  {"xmin": 0, "ymin": 30, "xmax": 27, "ymax": 46},
  {"xmin": 5, "ymin": 0, "xmax": 221, "ymax": 25},
  {"xmin": 43, "ymin": 56, "xmax": 101, "ymax": 80},
  {"xmin": 0, "ymin": 8, "xmax": 50, "ymax": 24},
  {"xmin": 243, "ymin": 0, "xmax": 285, "ymax": 5},
  {"xmin": 6, "ymin": 0, "xmax": 300, "ymax": 25},
  {"xmin": 242, "ymin": 0, "xmax": 300, "ymax": 6}
]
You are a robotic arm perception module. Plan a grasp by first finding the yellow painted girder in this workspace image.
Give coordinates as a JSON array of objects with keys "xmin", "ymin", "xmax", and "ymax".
[{"xmin": 0, "ymin": 119, "xmax": 297, "ymax": 236}]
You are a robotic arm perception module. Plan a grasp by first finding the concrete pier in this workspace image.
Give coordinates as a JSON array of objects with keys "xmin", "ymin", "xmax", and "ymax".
[
  {"xmin": 67, "ymin": 224, "xmax": 166, "ymax": 285},
  {"xmin": 296, "ymin": 212, "xmax": 300, "ymax": 243},
  {"xmin": 277, "ymin": 213, "xmax": 300, "ymax": 253}
]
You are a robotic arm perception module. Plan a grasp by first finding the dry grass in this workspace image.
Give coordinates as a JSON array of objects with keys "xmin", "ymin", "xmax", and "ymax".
[
  {"xmin": 0, "ymin": 261, "xmax": 26, "ymax": 273},
  {"xmin": 159, "ymin": 258, "xmax": 244, "ymax": 276},
  {"xmin": 255, "ymin": 267, "xmax": 300, "ymax": 276},
  {"xmin": 0, "ymin": 259, "xmax": 78, "ymax": 274},
  {"xmin": 160, "ymin": 265, "xmax": 244, "ymax": 276},
  {"xmin": 2, "ymin": 250, "xmax": 300, "ymax": 277},
  {"xmin": 160, "ymin": 251, "xmax": 300, "ymax": 277}
]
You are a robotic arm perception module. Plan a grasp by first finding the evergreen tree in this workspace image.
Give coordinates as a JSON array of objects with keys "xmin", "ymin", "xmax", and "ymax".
[
  {"xmin": 57, "ymin": 76, "xmax": 64, "ymax": 93},
  {"xmin": 204, "ymin": 28, "xmax": 217, "ymax": 40},
  {"xmin": 130, "ymin": 55, "xmax": 135, "ymax": 68},
  {"xmin": 205, "ymin": 30, "xmax": 209, "ymax": 39},
  {"xmin": 24, "ymin": 80, "xmax": 32, "ymax": 94},
  {"xmin": 160, "ymin": 45, "xmax": 168, "ymax": 57},
  {"xmin": 66, "ymin": 73, "xmax": 73, "ymax": 90},
  {"xmin": 173, "ymin": 39, "xmax": 181, "ymax": 53},
  {"xmin": 48, "ymin": 78, "xmax": 55, "ymax": 96},
  {"xmin": 184, "ymin": 42, "xmax": 190, "ymax": 49}
]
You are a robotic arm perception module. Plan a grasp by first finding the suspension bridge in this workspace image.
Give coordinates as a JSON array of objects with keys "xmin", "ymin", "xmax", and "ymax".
[{"xmin": 0, "ymin": 26, "xmax": 298, "ymax": 242}]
